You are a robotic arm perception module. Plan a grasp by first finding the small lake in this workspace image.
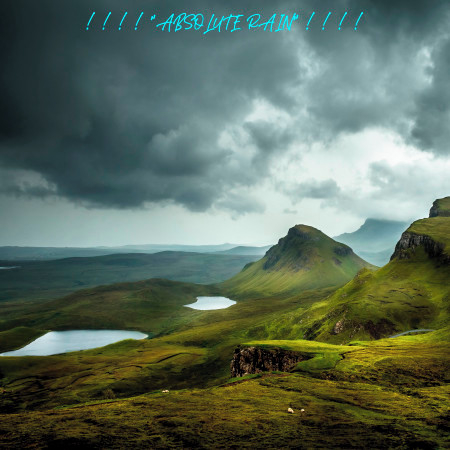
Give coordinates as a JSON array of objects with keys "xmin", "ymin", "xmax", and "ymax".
[
  {"xmin": 0, "ymin": 266, "xmax": 20, "ymax": 270},
  {"xmin": 184, "ymin": 296, "xmax": 236, "ymax": 310},
  {"xmin": 0, "ymin": 330, "xmax": 148, "ymax": 357}
]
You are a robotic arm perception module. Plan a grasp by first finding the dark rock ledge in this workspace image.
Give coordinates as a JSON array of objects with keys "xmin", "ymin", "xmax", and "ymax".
[
  {"xmin": 391, "ymin": 232, "xmax": 448, "ymax": 263},
  {"xmin": 230, "ymin": 346, "xmax": 312, "ymax": 378}
]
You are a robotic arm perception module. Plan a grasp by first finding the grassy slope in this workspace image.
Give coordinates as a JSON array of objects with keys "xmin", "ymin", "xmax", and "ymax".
[
  {"xmin": 245, "ymin": 251, "xmax": 449, "ymax": 344},
  {"xmin": 0, "ymin": 216, "xmax": 448, "ymax": 447},
  {"xmin": 0, "ymin": 279, "xmax": 220, "ymax": 338},
  {"xmin": 221, "ymin": 225, "xmax": 373, "ymax": 298},
  {"xmin": 0, "ymin": 280, "xmax": 332, "ymax": 411},
  {"xmin": 1, "ymin": 331, "xmax": 448, "ymax": 449},
  {"xmin": 241, "ymin": 215, "xmax": 450, "ymax": 344},
  {"xmin": 0, "ymin": 251, "xmax": 259, "ymax": 303}
]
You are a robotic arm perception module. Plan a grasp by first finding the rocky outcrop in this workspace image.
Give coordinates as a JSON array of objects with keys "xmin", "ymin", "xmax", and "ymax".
[
  {"xmin": 230, "ymin": 346, "xmax": 311, "ymax": 377},
  {"xmin": 429, "ymin": 198, "xmax": 450, "ymax": 217},
  {"xmin": 333, "ymin": 319, "xmax": 346, "ymax": 334},
  {"xmin": 390, "ymin": 232, "xmax": 447, "ymax": 262},
  {"xmin": 331, "ymin": 317, "xmax": 396, "ymax": 339},
  {"xmin": 429, "ymin": 202, "xmax": 440, "ymax": 218}
]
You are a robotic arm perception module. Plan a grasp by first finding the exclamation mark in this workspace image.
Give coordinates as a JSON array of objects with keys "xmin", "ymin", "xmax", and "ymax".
[
  {"xmin": 119, "ymin": 12, "xmax": 128, "ymax": 31},
  {"xmin": 354, "ymin": 12, "xmax": 363, "ymax": 31},
  {"xmin": 135, "ymin": 12, "xmax": 144, "ymax": 30},
  {"xmin": 86, "ymin": 12, "xmax": 95, "ymax": 31},
  {"xmin": 322, "ymin": 12, "xmax": 331, "ymax": 30},
  {"xmin": 102, "ymin": 12, "xmax": 111, "ymax": 31},
  {"xmin": 306, "ymin": 12, "xmax": 315, "ymax": 30},
  {"xmin": 338, "ymin": 12, "xmax": 347, "ymax": 31}
]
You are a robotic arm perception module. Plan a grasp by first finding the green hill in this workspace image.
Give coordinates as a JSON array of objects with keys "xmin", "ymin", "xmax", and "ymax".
[
  {"xmin": 251, "ymin": 198, "xmax": 450, "ymax": 343},
  {"xmin": 221, "ymin": 225, "xmax": 373, "ymax": 297}
]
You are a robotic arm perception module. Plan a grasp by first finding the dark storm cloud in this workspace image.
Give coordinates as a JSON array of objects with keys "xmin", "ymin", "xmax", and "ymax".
[
  {"xmin": 410, "ymin": 36, "xmax": 450, "ymax": 155},
  {"xmin": 298, "ymin": 0, "xmax": 450, "ymax": 148},
  {"xmin": 0, "ymin": 0, "xmax": 449, "ymax": 213},
  {"xmin": 0, "ymin": 0, "xmax": 305, "ymax": 211}
]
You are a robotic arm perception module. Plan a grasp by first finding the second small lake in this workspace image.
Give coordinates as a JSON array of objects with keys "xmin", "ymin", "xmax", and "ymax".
[
  {"xmin": 0, "ymin": 330, "xmax": 148, "ymax": 357},
  {"xmin": 184, "ymin": 296, "xmax": 236, "ymax": 310}
]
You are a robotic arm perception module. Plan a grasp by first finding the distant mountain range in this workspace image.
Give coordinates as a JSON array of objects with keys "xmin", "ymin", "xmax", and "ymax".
[
  {"xmin": 0, "ymin": 243, "xmax": 269, "ymax": 261},
  {"xmin": 334, "ymin": 218, "xmax": 410, "ymax": 266},
  {"xmin": 214, "ymin": 245, "xmax": 272, "ymax": 256},
  {"xmin": 0, "ymin": 219, "xmax": 415, "ymax": 266}
]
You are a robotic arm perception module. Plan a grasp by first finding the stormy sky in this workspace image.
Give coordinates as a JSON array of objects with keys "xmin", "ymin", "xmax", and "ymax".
[{"xmin": 1, "ymin": 0, "xmax": 450, "ymax": 246}]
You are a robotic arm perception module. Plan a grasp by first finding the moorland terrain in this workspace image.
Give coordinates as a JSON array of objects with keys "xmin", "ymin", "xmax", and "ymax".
[{"xmin": 0, "ymin": 197, "xmax": 448, "ymax": 448}]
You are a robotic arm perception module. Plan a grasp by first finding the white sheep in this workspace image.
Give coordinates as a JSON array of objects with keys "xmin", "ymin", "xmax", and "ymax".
[
  {"xmin": 162, "ymin": 389, "xmax": 169, "ymax": 393},
  {"xmin": 287, "ymin": 407, "xmax": 294, "ymax": 414}
]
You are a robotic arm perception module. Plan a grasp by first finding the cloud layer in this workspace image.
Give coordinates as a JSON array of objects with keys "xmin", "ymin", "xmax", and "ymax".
[{"xmin": 0, "ymin": 0, "xmax": 449, "ymax": 217}]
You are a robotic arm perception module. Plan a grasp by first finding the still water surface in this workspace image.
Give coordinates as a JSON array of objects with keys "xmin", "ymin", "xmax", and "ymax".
[
  {"xmin": 1, "ymin": 330, "xmax": 147, "ymax": 356},
  {"xmin": 184, "ymin": 296, "xmax": 236, "ymax": 310}
]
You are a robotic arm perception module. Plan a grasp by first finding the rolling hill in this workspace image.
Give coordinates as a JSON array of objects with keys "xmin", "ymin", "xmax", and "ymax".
[
  {"xmin": 221, "ymin": 225, "xmax": 373, "ymax": 297},
  {"xmin": 0, "ymin": 251, "xmax": 259, "ymax": 304},
  {"xmin": 215, "ymin": 245, "xmax": 272, "ymax": 256},
  {"xmin": 0, "ymin": 243, "xmax": 240, "ymax": 261}
]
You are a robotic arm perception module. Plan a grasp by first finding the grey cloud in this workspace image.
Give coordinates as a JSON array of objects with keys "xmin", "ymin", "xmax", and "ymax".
[
  {"xmin": 1, "ymin": 0, "xmax": 450, "ymax": 217},
  {"xmin": 410, "ymin": 36, "xmax": 450, "ymax": 155},
  {"xmin": 284, "ymin": 179, "xmax": 341, "ymax": 202},
  {"xmin": 0, "ymin": 0, "xmax": 305, "ymax": 212},
  {"xmin": 323, "ymin": 159, "xmax": 450, "ymax": 220}
]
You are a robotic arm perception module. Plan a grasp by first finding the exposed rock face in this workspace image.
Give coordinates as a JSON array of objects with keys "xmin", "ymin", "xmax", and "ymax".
[
  {"xmin": 429, "ymin": 198, "xmax": 450, "ymax": 217},
  {"xmin": 333, "ymin": 319, "xmax": 346, "ymax": 334},
  {"xmin": 331, "ymin": 317, "xmax": 396, "ymax": 339},
  {"xmin": 429, "ymin": 202, "xmax": 440, "ymax": 218},
  {"xmin": 230, "ymin": 346, "xmax": 311, "ymax": 378},
  {"xmin": 391, "ymin": 232, "xmax": 447, "ymax": 262}
]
